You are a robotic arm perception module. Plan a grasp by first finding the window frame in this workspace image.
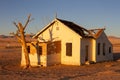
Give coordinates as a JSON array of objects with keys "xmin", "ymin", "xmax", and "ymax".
[
  {"xmin": 97, "ymin": 43, "xmax": 100, "ymax": 55},
  {"xmin": 66, "ymin": 43, "xmax": 72, "ymax": 56}
]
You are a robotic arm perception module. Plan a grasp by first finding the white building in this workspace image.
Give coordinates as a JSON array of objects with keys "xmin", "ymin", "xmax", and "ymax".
[{"xmin": 21, "ymin": 18, "xmax": 113, "ymax": 67}]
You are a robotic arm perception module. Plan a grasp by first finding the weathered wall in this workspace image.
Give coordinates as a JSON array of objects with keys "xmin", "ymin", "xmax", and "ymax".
[
  {"xmin": 21, "ymin": 19, "xmax": 113, "ymax": 67},
  {"xmin": 21, "ymin": 42, "xmax": 47, "ymax": 67},
  {"xmin": 37, "ymin": 20, "xmax": 81, "ymax": 66},
  {"xmin": 58, "ymin": 21, "xmax": 81, "ymax": 66},
  {"xmin": 38, "ymin": 20, "xmax": 61, "ymax": 42},
  {"xmin": 96, "ymin": 32, "xmax": 113, "ymax": 62},
  {"xmin": 47, "ymin": 53, "xmax": 61, "ymax": 66},
  {"xmin": 81, "ymin": 38, "xmax": 96, "ymax": 64}
]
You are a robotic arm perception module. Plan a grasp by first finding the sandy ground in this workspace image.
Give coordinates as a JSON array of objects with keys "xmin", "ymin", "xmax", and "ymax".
[{"xmin": 0, "ymin": 48, "xmax": 120, "ymax": 80}]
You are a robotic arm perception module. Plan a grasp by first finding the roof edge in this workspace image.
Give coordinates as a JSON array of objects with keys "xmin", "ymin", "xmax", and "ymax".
[{"xmin": 32, "ymin": 18, "xmax": 57, "ymax": 38}]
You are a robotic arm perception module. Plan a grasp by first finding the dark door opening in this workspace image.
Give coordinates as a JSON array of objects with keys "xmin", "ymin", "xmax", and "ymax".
[{"xmin": 85, "ymin": 45, "xmax": 89, "ymax": 61}]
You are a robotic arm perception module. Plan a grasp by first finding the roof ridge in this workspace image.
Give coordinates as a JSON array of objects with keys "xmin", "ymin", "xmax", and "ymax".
[
  {"xmin": 57, "ymin": 18, "xmax": 88, "ymax": 31},
  {"xmin": 57, "ymin": 18, "xmax": 94, "ymax": 38}
]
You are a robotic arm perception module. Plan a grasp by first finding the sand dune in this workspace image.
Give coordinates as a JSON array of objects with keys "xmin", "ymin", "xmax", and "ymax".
[{"xmin": 108, "ymin": 36, "xmax": 120, "ymax": 53}]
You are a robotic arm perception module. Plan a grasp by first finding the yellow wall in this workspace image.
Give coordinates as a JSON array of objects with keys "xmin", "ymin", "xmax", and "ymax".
[
  {"xmin": 58, "ymin": 20, "xmax": 81, "ymax": 65},
  {"xmin": 91, "ymin": 39, "xmax": 96, "ymax": 62},
  {"xmin": 81, "ymin": 38, "xmax": 95, "ymax": 64},
  {"xmin": 38, "ymin": 19, "xmax": 81, "ymax": 66},
  {"xmin": 21, "ymin": 19, "xmax": 113, "ymax": 67},
  {"xmin": 21, "ymin": 42, "xmax": 47, "ymax": 67}
]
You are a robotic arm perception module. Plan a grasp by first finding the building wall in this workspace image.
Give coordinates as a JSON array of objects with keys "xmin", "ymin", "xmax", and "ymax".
[
  {"xmin": 21, "ymin": 42, "xmax": 47, "ymax": 67},
  {"xmin": 38, "ymin": 21, "xmax": 61, "ymax": 42},
  {"xmin": 91, "ymin": 39, "xmax": 96, "ymax": 62},
  {"xmin": 96, "ymin": 32, "xmax": 113, "ymax": 62},
  {"xmin": 47, "ymin": 53, "xmax": 61, "ymax": 66},
  {"xmin": 81, "ymin": 38, "xmax": 96, "ymax": 64},
  {"xmin": 37, "ymin": 21, "xmax": 62, "ymax": 66},
  {"xmin": 21, "ymin": 20, "xmax": 113, "ymax": 67},
  {"xmin": 38, "ymin": 20, "xmax": 81, "ymax": 66},
  {"xmin": 21, "ymin": 43, "xmax": 38, "ymax": 66},
  {"xmin": 58, "ymin": 21, "xmax": 81, "ymax": 65}
]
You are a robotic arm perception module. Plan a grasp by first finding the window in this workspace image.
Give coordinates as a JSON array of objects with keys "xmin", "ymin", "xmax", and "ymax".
[
  {"xmin": 38, "ymin": 46, "xmax": 42, "ymax": 55},
  {"xmin": 103, "ymin": 43, "xmax": 105, "ymax": 56},
  {"xmin": 98, "ymin": 43, "xmax": 100, "ymax": 55},
  {"xmin": 109, "ymin": 47, "xmax": 112, "ymax": 53},
  {"xmin": 66, "ymin": 43, "xmax": 72, "ymax": 56},
  {"xmin": 85, "ymin": 45, "xmax": 89, "ymax": 61},
  {"xmin": 27, "ymin": 46, "xmax": 30, "ymax": 53}
]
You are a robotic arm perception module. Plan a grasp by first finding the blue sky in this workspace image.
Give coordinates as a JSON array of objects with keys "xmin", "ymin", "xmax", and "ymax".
[{"xmin": 0, "ymin": 0, "xmax": 120, "ymax": 37}]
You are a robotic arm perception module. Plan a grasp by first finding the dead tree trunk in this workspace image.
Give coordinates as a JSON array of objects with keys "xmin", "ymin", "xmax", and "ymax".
[
  {"xmin": 18, "ymin": 23, "xmax": 30, "ymax": 69},
  {"xmin": 12, "ymin": 14, "xmax": 32, "ymax": 69}
]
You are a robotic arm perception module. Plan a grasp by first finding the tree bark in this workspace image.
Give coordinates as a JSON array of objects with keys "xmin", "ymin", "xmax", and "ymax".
[
  {"xmin": 12, "ymin": 14, "xmax": 32, "ymax": 69},
  {"xmin": 18, "ymin": 23, "xmax": 30, "ymax": 69}
]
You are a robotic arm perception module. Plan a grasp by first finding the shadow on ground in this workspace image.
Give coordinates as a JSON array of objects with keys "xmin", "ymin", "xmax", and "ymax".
[{"xmin": 113, "ymin": 52, "xmax": 120, "ymax": 61}]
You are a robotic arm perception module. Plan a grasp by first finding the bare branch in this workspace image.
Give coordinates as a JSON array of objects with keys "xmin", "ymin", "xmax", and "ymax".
[
  {"xmin": 38, "ymin": 37, "xmax": 46, "ymax": 42},
  {"xmin": 31, "ymin": 42, "xmax": 35, "ymax": 47},
  {"xmin": 18, "ymin": 22, "xmax": 24, "ymax": 32},
  {"xmin": 13, "ymin": 22, "xmax": 19, "ymax": 30},
  {"xmin": 29, "ymin": 18, "xmax": 34, "ymax": 22},
  {"xmin": 10, "ymin": 32, "xmax": 22, "ymax": 43},
  {"xmin": 16, "ymin": 35, "xmax": 22, "ymax": 43},
  {"xmin": 24, "ymin": 14, "xmax": 31, "ymax": 30}
]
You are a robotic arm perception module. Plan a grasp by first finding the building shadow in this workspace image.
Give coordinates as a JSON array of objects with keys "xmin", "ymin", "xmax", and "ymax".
[{"xmin": 113, "ymin": 52, "xmax": 120, "ymax": 61}]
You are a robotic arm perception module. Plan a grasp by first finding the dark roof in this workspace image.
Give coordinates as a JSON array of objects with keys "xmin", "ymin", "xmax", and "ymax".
[{"xmin": 57, "ymin": 18, "xmax": 93, "ymax": 38}]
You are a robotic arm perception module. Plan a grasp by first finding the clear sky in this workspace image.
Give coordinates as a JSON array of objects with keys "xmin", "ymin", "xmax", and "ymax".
[{"xmin": 0, "ymin": 0, "xmax": 120, "ymax": 37}]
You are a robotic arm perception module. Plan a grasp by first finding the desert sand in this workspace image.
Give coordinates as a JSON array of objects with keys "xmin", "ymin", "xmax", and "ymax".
[
  {"xmin": 0, "ymin": 48, "xmax": 120, "ymax": 80},
  {"xmin": 0, "ymin": 36, "xmax": 120, "ymax": 80}
]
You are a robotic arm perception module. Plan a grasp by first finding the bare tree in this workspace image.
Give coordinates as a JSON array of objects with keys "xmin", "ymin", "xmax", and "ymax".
[{"xmin": 11, "ymin": 14, "xmax": 32, "ymax": 69}]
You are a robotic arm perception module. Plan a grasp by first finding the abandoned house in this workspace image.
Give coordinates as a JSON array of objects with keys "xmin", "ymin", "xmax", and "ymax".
[{"xmin": 21, "ymin": 18, "xmax": 113, "ymax": 67}]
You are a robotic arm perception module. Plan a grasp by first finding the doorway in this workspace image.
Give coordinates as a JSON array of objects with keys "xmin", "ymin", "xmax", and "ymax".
[{"xmin": 85, "ymin": 45, "xmax": 89, "ymax": 61}]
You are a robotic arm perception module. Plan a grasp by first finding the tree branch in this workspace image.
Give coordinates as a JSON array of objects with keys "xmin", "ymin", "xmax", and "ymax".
[
  {"xmin": 10, "ymin": 32, "xmax": 22, "ymax": 43},
  {"xmin": 38, "ymin": 37, "xmax": 46, "ymax": 42},
  {"xmin": 16, "ymin": 35, "xmax": 22, "ymax": 43},
  {"xmin": 13, "ymin": 22, "xmax": 19, "ymax": 30},
  {"xmin": 31, "ymin": 42, "xmax": 35, "ymax": 47},
  {"xmin": 24, "ymin": 14, "xmax": 31, "ymax": 30},
  {"xmin": 18, "ymin": 22, "xmax": 24, "ymax": 32}
]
